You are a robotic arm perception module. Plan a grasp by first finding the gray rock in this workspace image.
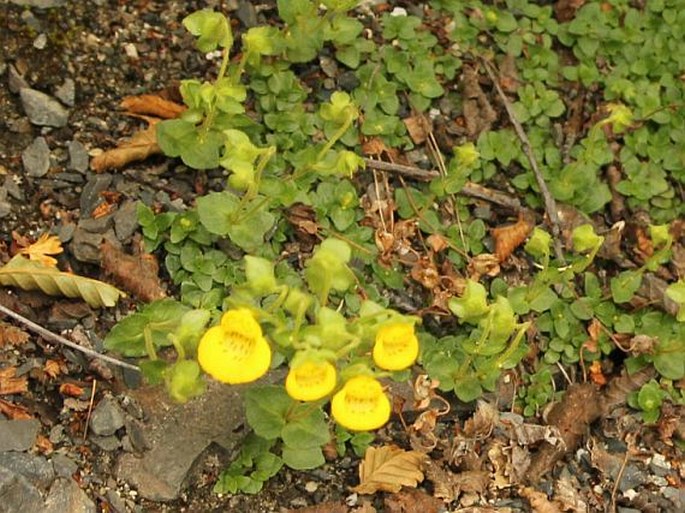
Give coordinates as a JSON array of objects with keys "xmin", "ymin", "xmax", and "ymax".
[
  {"xmin": 618, "ymin": 463, "xmax": 648, "ymax": 492},
  {"xmin": 236, "ymin": 0, "xmax": 257, "ymax": 27},
  {"xmin": 20, "ymin": 88, "xmax": 69, "ymax": 127},
  {"xmin": 0, "ymin": 452, "xmax": 55, "ymax": 490},
  {"xmin": 70, "ymin": 227, "xmax": 103, "ymax": 263},
  {"xmin": 50, "ymin": 453, "xmax": 78, "ymax": 478},
  {"xmin": 44, "ymin": 477, "xmax": 96, "ymax": 513},
  {"xmin": 0, "ymin": 419, "xmax": 41, "ymax": 451},
  {"xmin": 0, "ymin": 466, "xmax": 44, "ymax": 513},
  {"xmin": 663, "ymin": 487, "xmax": 684, "ymax": 510},
  {"xmin": 116, "ymin": 381, "xmax": 245, "ymax": 501},
  {"xmin": 89, "ymin": 434, "xmax": 120, "ymax": 452},
  {"xmin": 90, "ymin": 396, "xmax": 125, "ymax": 436},
  {"xmin": 80, "ymin": 173, "xmax": 112, "ymax": 216},
  {"xmin": 113, "ymin": 201, "xmax": 139, "ymax": 241},
  {"xmin": 48, "ymin": 425, "xmax": 67, "ymax": 445},
  {"xmin": 3, "ymin": 176, "xmax": 25, "ymax": 201},
  {"xmin": 8, "ymin": 64, "xmax": 29, "ymax": 94},
  {"xmin": 10, "ymin": 0, "xmax": 66, "ymax": 7},
  {"xmin": 22, "ymin": 136, "xmax": 51, "ymax": 177},
  {"xmin": 67, "ymin": 140, "xmax": 88, "ymax": 172},
  {"xmin": 33, "ymin": 33, "xmax": 48, "ymax": 50},
  {"xmin": 123, "ymin": 418, "xmax": 149, "ymax": 453},
  {"xmin": 78, "ymin": 215, "xmax": 113, "ymax": 234},
  {"xmin": 54, "ymin": 78, "xmax": 75, "ymax": 107}
]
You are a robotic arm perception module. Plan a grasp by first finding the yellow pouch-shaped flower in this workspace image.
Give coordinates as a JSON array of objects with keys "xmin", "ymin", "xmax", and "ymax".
[
  {"xmin": 198, "ymin": 308, "xmax": 271, "ymax": 384},
  {"xmin": 285, "ymin": 359, "xmax": 337, "ymax": 402},
  {"xmin": 331, "ymin": 375, "xmax": 391, "ymax": 431},
  {"xmin": 373, "ymin": 322, "xmax": 419, "ymax": 371}
]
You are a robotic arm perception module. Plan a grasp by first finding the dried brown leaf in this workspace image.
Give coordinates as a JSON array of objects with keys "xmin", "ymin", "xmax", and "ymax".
[
  {"xmin": 492, "ymin": 212, "xmax": 534, "ymax": 262},
  {"xmin": 0, "ymin": 398, "xmax": 33, "ymax": 420},
  {"xmin": 0, "ymin": 367, "xmax": 28, "ymax": 395},
  {"xmin": 0, "ymin": 321, "xmax": 30, "ymax": 347},
  {"xmin": 601, "ymin": 366, "xmax": 656, "ymax": 415},
  {"xmin": 43, "ymin": 360, "xmax": 61, "ymax": 379},
  {"xmin": 17, "ymin": 233, "xmax": 63, "ymax": 267},
  {"xmin": 462, "ymin": 66, "xmax": 497, "ymax": 137},
  {"xmin": 553, "ymin": 471, "xmax": 588, "ymax": 513},
  {"xmin": 352, "ymin": 445, "xmax": 426, "ymax": 494},
  {"xmin": 403, "ymin": 115, "xmax": 431, "ymax": 145},
  {"xmin": 468, "ymin": 253, "xmax": 501, "ymax": 281},
  {"xmin": 383, "ymin": 488, "xmax": 443, "ymax": 513},
  {"xmin": 59, "ymin": 383, "xmax": 85, "ymax": 398},
  {"xmin": 425, "ymin": 460, "xmax": 490, "ymax": 502},
  {"xmin": 100, "ymin": 239, "xmax": 165, "ymax": 302},
  {"xmin": 526, "ymin": 383, "xmax": 601, "ymax": 483},
  {"xmin": 463, "ymin": 401, "xmax": 499, "ymax": 439},
  {"xmin": 91, "ymin": 123, "xmax": 162, "ymax": 172},
  {"xmin": 120, "ymin": 94, "xmax": 186, "ymax": 119},
  {"xmin": 519, "ymin": 487, "xmax": 562, "ymax": 513},
  {"xmin": 35, "ymin": 434, "xmax": 54, "ymax": 455},
  {"xmin": 285, "ymin": 501, "xmax": 348, "ymax": 513}
]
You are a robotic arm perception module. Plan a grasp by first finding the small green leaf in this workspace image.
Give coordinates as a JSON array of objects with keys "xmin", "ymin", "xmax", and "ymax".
[
  {"xmin": 572, "ymin": 224, "xmax": 603, "ymax": 253},
  {"xmin": 281, "ymin": 445, "xmax": 325, "ymax": 470},
  {"xmin": 196, "ymin": 191, "xmax": 240, "ymax": 236},
  {"xmin": 281, "ymin": 407, "xmax": 329, "ymax": 449},
  {"xmin": 245, "ymin": 386, "xmax": 295, "ymax": 440},
  {"xmin": 183, "ymin": 10, "xmax": 233, "ymax": 52},
  {"xmin": 245, "ymin": 256, "xmax": 278, "ymax": 295},
  {"xmin": 449, "ymin": 280, "xmax": 489, "ymax": 324},
  {"xmin": 611, "ymin": 271, "xmax": 643, "ymax": 304}
]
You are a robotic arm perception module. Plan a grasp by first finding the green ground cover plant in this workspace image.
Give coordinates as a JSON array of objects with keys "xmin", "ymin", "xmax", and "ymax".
[{"xmin": 102, "ymin": 0, "xmax": 685, "ymax": 493}]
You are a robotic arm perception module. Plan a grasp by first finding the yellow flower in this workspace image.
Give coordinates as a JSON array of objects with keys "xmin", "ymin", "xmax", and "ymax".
[
  {"xmin": 285, "ymin": 359, "xmax": 337, "ymax": 402},
  {"xmin": 331, "ymin": 375, "xmax": 391, "ymax": 431},
  {"xmin": 197, "ymin": 309, "xmax": 271, "ymax": 384},
  {"xmin": 373, "ymin": 322, "xmax": 419, "ymax": 371}
]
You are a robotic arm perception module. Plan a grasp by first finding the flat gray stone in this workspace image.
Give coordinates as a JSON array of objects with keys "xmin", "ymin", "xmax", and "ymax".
[
  {"xmin": 0, "ymin": 419, "xmax": 41, "ymax": 451},
  {"xmin": 44, "ymin": 477, "xmax": 96, "ymax": 513},
  {"xmin": 50, "ymin": 452, "xmax": 78, "ymax": 478},
  {"xmin": 8, "ymin": 64, "xmax": 29, "ymax": 94},
  {"xmin": 0, "ymin": 466, "xmax": 44, "ymax": 513},
  {"xmin": 80, "ymin": 173, "xmax": 112, "ymax": 216},
  {"xmin": 116, "ymin": 381, "xmax": 244, "ymax": 501},
  {"xmin": 22, "ymin": 136, "xmax": 51, "ymax": 177},
  {"xmin": 113, "ymin": 201, "xmax": 139, "ymax": 241},
  {"xmin": 70, "ymin": 227, "xmax": 104, "ymax": 263},
  {"xmin": 54, "ymin": 78, "xmax": 75, "ymax": 107},
  {"xmin": 0, "ymin": 452, "xmax": 54, "ymax": 490},
  {"xmin": 20, "ymin": 88, "xmax": 69, "ymax": 127},
  {"xmin": 90, "ymin": 396, "xmax": 125, "ymax": 436},
  {"xmin": 67, "ymin": 140, "xmax": 88, "ymax": 172}
]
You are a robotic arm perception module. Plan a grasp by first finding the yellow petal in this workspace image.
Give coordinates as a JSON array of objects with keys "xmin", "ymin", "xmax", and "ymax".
[
  {"xmin": 198, "ymin": 311, "xmax": 272, "ymax": 384},
  {"xmin": 331, "ymin": 375, "xmax": 391, "ymax": 431},
  {"xmin": 286, "ymin": 359, "xmax": 337, "ymax": 402},
  {"xmin": 373, "ymin": 323, "xmax": 419, "ymax": 371}
]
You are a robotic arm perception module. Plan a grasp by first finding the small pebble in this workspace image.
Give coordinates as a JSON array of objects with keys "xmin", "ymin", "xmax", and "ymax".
[{"xmin": 304, "ymin": 481, "xmax": 318, "ymax": 493}]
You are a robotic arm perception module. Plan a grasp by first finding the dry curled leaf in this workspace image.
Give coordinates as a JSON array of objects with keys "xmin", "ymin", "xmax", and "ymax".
[
  {"xmin": 91, "ymin": 122, "xmax": 162, "ymax": 172},
  {"xmin": 0, "ymin": 255, "xmax": 125, "ymax": 308},
  {"xmin": 384, "ymin": 488, "xmax": 443, "ymax": 513},
  {"xmin": 0, "ymin": 321, "xmax": 30, "ymax": 347},
  {"xmin": 100, "ymin": 240, "xmax": 165, "ymax": 302},
  {"xmin": 59, "ymin": 383, "xmax": 85, "ymax": 398},
  {"xmin": 43, "ymin": 360, "xmax": 62, "ymax": 379},
  {"xmin": 285, "ymin": 501, "xmax": 348, "ymax": 513},
  {"xmin": 16, "ymin": 232, "xmax": 63, "ymax": 267},
  {"xmin": 492, "ymin": 212, "xmax": 534, "ymax": 262},
  {"xmin": 519, "ymin": 487, "xmax": 562, "ymax": 513},
  {"xmin": 120, "ymin": 94, "xmax": 186, "ymax": 119},
  {"xmin": 425, "ymin": 460, "xmax": 489, "ymax": 502},
  {"xmin": 352, "ymin": 445, "xmax": 426, "ymax": 494},
  {"xmin": 0, "ymin": 367, "xmax": 28, "ymax": 395},
  {"xmin": 0, "ymin": 398, "xmax": 33, "ymax": 420},
  {"xmin": 403, "ymin": 115, "xmax": 431, "ymax": 145}
]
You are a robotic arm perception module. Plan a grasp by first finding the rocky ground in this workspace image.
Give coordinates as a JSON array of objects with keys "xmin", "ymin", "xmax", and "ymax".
[{"xmin": 0, "ymin": 1, "xmax": 683, "ymax": 513}]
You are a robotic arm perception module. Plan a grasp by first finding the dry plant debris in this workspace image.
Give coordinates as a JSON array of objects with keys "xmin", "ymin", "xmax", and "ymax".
[
  {"xmin": 100, "ymin": 239, "xmax": 166, "ymax": 302},
  {"xmin": 352, "ymin": 445, "xmax": 427, "ymax": 494}
]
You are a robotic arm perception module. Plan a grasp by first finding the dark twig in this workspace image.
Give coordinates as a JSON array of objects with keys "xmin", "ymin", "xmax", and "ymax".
[
  {"xmin": 480, "ymin": 58, "xmax": 566, "ymax": 263},
  {"xmin": 0, "ymin": 303, "xmax": 140, "ymax": 372},
  {"xmin": 363, "ymin": 158, "xmax": 521, "ymax": 210}
]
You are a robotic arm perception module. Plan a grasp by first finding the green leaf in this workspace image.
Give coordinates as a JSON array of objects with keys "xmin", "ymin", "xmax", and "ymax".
[
  {"xmin": 156, "ymin": 119, "xmax": 223, "ymax": 169},
  {"xmin": 524, "ymin": 227, "xmax": 552, "ymax": 264},
  {"xmin": 281, "ymin": 445, "xmax": 325, "ymax": 470},
  {"xmin": 453, "ymin": 376, "xmax": 483, "ymax": 402},
  {"xmin": 281, "ymin": 407, "xmax": 329, "ymax": 449},
  {"xmin": 245, "ymin": 386, "xmax": 295, "ymax": 440},
  {"xmin": 183, "ymin": 10, "xmax": 233, "ymax": 52},
  {"xmin": 166, "ymin": 360, "xmax": 206, "ymax": 403},
  {"xmin": 611, "ymin": 271, "xmax": 643, "ymax": 304},
  {"xmin": 104, "ymin": 299, "xmax": 191, "ymax": 357},
  {"xmin": 0, "ymin": 255, "xmax": 124, "ymax": 308},
  {"xmin": 572, "ymin": 224, "xmax": 603, "ymax": 253},
  {"xmin": 196, "ymin": 191, "xmax": 240, "ymax": 236},
  {"xmin": 244, "ymin": 256, "xmax": 278, "ymax": 295},
  {"xmin": 653, "ymin": 338, "xmax": 685, "ymax": 379}
]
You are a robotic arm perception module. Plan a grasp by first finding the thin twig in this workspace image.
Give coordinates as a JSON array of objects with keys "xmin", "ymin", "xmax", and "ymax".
[
  {"xmin": 480, "ymin": 58, "xmax": 566, "ymax": 264},
  {"xmin": 0, "ymin": 303, "xmax": 140, "ymax": 372},
  {"xmin": 610, "ymin": 450, "xmax": 630, "ymax": 513},
  {"xmin": 83, "ymin": 379, "xmax": 97, "ymax": 442},
  {"xmin": 363, "ymin": 158, "xmax": 521, "ymax": 210}
]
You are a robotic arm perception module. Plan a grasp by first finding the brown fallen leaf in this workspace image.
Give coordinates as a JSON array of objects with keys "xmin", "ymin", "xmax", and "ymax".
[
  {"xmin": 100, "ymin": 239, "xmax": 165, "ymax": 302},
  {"xmin": 43, "ymin": 359, "xmax": 62, "ymax": 379},
  {"xmin": 601, "ymin": 366, "xmax": 656, "ymax": 415},
  {"xmin": 525, "ymin": 383, "xmax": 601, "ymax": 483},
  {"xmin": 0, "ymin": 321, "xmax": 30, "ymax": 347},
  {"xmin": 519, "ymin": 486, "xmax": 562, "ymax": 513},
  {"xmin": 59, "ymin": 382, "xmax": 85, "ymax": 398},
  {"xmin": 425, "ymin": 461, "xmax": 490, "ymax": 502},
  {"xmin": 35, "ymin": 434, "xmax": 54, "ymax": 455},
  {"xmin": 492, "ymin": 211, "xmax": 535, "ymax": 262},
  {"xmin": 16, "ymin": 232, "xmax": 63, "ymax": 267},
  {"xmin": 352, "ymin": 445, "xmax": 427, "ymax": 494},
  {"xmin": 0, "ymin": 398, "xmax": 33, "ymax": 420},
  {"xmin": 285, "ymin": 501, "xmax": 348, "ymax": 513},
  {"xmin": 462, "ymin": 66, "xmax": 497, "ymax": 138},
  {"xmin": 120, "ymin": 94, "xmax": 186, "ymax": 119},
  {"xmin": 0, "ymin": 367, "xmax": 28, "ymax": 395},
  {"xmin": 384, "ymin": 488, "xmax": 443, "ymax": 513},
  {"xmin": 403, "ymin": 115, "xmax": 431, "ymax": 145},
  {"xmin": 91, "ymin": 122, "xmax": 162, "ymax": 172}
]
